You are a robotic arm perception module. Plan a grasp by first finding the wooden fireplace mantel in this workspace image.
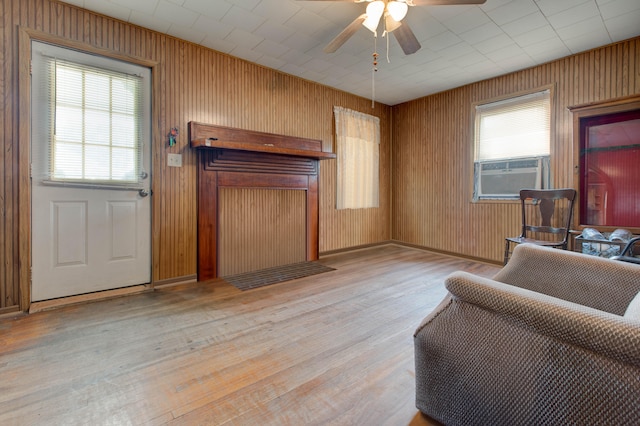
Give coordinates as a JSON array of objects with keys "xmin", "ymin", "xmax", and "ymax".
[{"xmin": 189, "ymin": 121, "xmax": 335, "ymax": 281}]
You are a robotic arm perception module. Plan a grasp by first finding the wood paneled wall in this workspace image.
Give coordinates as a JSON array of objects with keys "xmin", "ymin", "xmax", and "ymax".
[
  {"xmin": 391, "ymin": 37, "xmax": 640, "ymax": 264},
  {"xmin": 1, "ymin": 0, "xmax": 391, "ymax": 311}
]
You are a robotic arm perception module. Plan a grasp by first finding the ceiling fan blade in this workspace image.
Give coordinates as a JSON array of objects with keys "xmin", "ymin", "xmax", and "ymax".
[
  {"xmin": 393, "ymin": 22, "xmax": 421, "ymax": 55},
  {"xmin": 411, "ymin": 0, "xmax": 486, "ymax": 5},
  {"xmin": 323, "ymin": 14, "xmax": 367, "ymax": 53}
]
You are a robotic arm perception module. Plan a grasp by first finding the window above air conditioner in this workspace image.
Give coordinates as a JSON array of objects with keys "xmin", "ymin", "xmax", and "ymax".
[{"xmin": 476, "ymin": 157, "xmax": 547, "ymax": 199}]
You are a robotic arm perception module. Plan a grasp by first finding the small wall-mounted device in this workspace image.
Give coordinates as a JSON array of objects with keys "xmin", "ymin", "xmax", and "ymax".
[{"xmin": 167, "ymin": 153, "xmax": 182, "ymax": 167}]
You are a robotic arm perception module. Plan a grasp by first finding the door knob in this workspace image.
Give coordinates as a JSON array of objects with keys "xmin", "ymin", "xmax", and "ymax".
[{"xmin": 139, "ymin": 189, "xmax": 150, "ymax": 197}]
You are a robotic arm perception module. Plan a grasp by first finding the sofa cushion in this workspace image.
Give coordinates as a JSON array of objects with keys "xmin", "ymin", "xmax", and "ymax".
[{"xmin": 624, "ymin": 291, "xmax": 640, "ymax": 320}]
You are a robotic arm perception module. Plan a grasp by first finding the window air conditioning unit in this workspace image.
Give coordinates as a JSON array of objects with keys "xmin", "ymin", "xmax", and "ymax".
[{"xmin": 478, "ymin": 157, "xmax": 543, "ymax": 198}]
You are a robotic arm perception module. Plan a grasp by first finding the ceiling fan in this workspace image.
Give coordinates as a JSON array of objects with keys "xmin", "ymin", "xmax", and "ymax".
[{"xmin": 308, "ymin": 0, "xmax": 487, "ymax": 56}]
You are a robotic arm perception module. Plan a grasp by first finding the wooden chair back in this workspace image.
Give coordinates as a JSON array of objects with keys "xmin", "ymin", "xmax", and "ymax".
[{"xmin": 519, "ymin": 188, "xmax": 577, "ymax": 243}]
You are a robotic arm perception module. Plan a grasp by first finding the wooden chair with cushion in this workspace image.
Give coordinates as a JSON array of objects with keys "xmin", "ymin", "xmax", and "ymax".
[{"xmin": 504, "ymin": 188, "xmax": 577, "ymax": 264}]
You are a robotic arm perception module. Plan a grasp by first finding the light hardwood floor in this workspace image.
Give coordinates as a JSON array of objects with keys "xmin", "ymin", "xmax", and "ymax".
[{"xmin": 0, "ymin": 244, "xmax": 500, "ymax": 425}]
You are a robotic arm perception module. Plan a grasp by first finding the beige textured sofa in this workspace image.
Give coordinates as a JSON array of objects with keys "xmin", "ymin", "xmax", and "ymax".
[{"xmin": 414, "ymin": 243, "xmax": 640, "ymax": 425}]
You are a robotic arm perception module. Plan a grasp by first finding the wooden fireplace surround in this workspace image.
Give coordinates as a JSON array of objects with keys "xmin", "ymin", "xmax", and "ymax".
[{"xmin": 189, "ymin": 121, "xmax": 336, "ymax": 281}]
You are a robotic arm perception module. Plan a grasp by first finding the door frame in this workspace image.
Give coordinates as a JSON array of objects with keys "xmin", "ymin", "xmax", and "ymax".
[{"xmin": 18, "ymin": 28, "xmax": 159, "ymax": 311}]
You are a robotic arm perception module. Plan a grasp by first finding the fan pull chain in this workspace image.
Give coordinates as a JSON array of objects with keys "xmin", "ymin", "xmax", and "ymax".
[
  {"xmin": 372, "ymin": 33, "xmax": 378, "ymax": 108},
  {"xmin": 386, "ymin": 31, "xmax": 391, "ymax": 63}
]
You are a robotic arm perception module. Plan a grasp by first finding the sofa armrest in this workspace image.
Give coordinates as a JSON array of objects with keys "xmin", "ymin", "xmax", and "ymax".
[
  {"xmin": 445, "ymin": 271, "xmax": 640, "ymax": 368},
  {"xmin": 494, "ymin": 243, "xmax": 640, "ymax": 315}
]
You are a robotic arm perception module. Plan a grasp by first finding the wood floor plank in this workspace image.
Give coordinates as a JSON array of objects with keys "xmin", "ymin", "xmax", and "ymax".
[{"xmin": 0, "ymin": 244, "xmax": 499, "ymax": 425}]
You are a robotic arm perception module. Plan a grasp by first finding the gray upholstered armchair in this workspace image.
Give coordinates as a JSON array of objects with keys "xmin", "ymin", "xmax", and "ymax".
[{"xmin": 414, "ymin": 243, "xmax": 640, "ymax": 425}]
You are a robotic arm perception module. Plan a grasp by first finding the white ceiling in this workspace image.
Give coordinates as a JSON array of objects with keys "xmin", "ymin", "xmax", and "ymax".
[{"xmin": 59, "ymin": 0, "xmax": 640, "ymax": 105}]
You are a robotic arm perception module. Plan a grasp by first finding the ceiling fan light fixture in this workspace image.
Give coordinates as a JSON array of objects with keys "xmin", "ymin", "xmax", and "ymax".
[
  {"xmin": 362, "ymin": 0, "xmax": 385, "ymax": 32},
  {"xmin": 384, "ymin": 13, "xmax": 402, "ymax": 32},
  {"xmin": 387, "ymin": 1, "xmax": 408, "ymax": 22}
]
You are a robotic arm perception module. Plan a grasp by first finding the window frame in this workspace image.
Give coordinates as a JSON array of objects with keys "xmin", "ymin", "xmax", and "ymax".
[
  {"xmin": 31, "ymin": 40, "xmax": 151, "ymax": 190},
  {"xmin": 471, "ymin": 86, "xmax": 554, "ymax": 202}
]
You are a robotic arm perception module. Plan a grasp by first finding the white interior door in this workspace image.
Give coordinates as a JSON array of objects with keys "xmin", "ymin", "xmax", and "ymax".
[{"xmin": 30, "ymin": 41, "xmax": 151, "ymax": 302}]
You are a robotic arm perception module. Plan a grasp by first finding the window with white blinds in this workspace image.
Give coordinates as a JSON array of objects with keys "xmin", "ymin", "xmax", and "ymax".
[
  {"xmin": 33, "ymin": 43, "xmax": 147, "ymax": 187},
  {"xmin": 473, "ymin": 89, "xmax": 551, "ymax": 200},
  {"xmin": 474, "ymin": 90, "xmax": 550, "ymax": 161}
]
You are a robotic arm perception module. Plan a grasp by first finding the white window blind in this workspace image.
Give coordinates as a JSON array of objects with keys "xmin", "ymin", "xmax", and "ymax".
[
  {"xmin": 475, "ymin": 90, "xmax": 550, "ymax": 161},
  {"xmin": 37, "ymin": 53, "xmax": 144, "ymax": 186},
  {"xmin": 334, "ymin": 106, "xmax": 380, "ymax": 210}
]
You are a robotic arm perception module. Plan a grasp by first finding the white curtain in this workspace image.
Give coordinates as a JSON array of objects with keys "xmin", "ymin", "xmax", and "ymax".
[{"xmin": 334, "ymin": 106, "xmax": 380, "ymax": 210}]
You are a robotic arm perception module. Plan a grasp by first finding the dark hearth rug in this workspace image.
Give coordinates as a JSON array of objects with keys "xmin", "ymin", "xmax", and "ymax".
[{"xmin": 223, "ymin": 261, "xmax": 335, "ymax": 291}]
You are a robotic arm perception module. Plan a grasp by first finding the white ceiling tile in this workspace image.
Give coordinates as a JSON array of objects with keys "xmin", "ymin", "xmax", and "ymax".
[
  {"xmin": 442, "ymin": 7, "xmax": 491, "ymax": 33},
  {"xmin": 546, "ymin": 1, "xmax": 600, "ymax": 29},
  {"xmin": 183, "ymin": 0, "xmax": 232, "ymax": 20},
  {"xmin": 200, "ymin": 36, "xmax": 236, "ymax": 54},
  {"xmin": 253, "ymin": 55, "xmax": 287, "ymax": 70},
  {"xmin": 554, "ymin": 15, "xmax": 608, "ymax": 40},
  {"xmin": 432, "ymin": 65, "xmax": 466, "ymax": 79},
  {"xmin": 512, "ymin": 24, "xmax": 558, "ymax": 47},
  {"xmin": 485, "ymin": 0, "xmax": 539, "ymax": 25},
  {"xmin": 405, "ymin": 9, "xmax": 448, "ymax": 40},
  {"xmin": 279, "ymin": 62, "xmax": 308, "ymax": 77},
  {"xmin": 166, "ymin": 24, "xmax": 207, "ymax": 44},
  {"xmin": 231, "ymin": 0, "xmax": 261, "ymax": 12},
  {"xmin": 331, "ymin": 51, "xmax": 365, "ymax": 68},
  {"xmin": 225, "ymin": 28, "xmax": 264, "ymax": 50},
  {"xmin": 155, "ymin": 0, "xmax": 198, "ymax": 27},
  {"xmin": 563, "ymin": 30, "xmax": 613, "ymax": 53},
  {"xmin": 425, "ymin": 30, "xmax": 463, "ymax": 51},
  {"xmin": 254, "ymin": 0, "xmax": 301, "ymax": 24},
  {"xmin": 316, "ymin": 2, "xmax": 362, "ymax": 23},
  {"xmin": 468, "ymin": 60, "xmax": 501, "ymax": 74},
  {"xmin": 285, "ymin": 9, "xmax": 332, "ymax": 36},
  {"xmin": 451, "ymin": 50, "xmax": 488, "ymax": 67},
  {"xmin": 498, "ymin": 54, "xmax": 536, "ymax": 72},
  {"xmin": 605, "ymin": 10, "xmax": 640, "ymax": 41},
  {"xmin": 280, "ymin": 31, "xmax": 317, "ymax": 51},
  {"xmin": 110, "ymin": 0, "xmax": 158, "ymax": 15},
  {"xmin": 424, "ymin": 4, "xmax": 477, "ymax": 21},
  {"xmin": 223, "ymin": 5, "xmax": 265, "ymax": 32},
  {"xmin": 192, "ymin": 15, "xmax": 234, "ymax": 39},
  {"xmin": 480, "ymin": 0, "xmax": 513, "ymax": 12},
  {"xmin": 459, "ymin": 21, "xmax": 503, "ymax": 44},
  {"xmin": 300, "ymin": 69, "xmax": 327, "ymax": 82},
  {"xmin": 440, "ymin": 41, "xmax": 475, "ymax": 60},
  {"xmin": 303, "ymin": 58, "xmax": 335, "ymax": 74},
  {"xmin": 254, "ymin": 21, "xmax": 296, "ymax": 44},
  {"xmin": 83, "ymin": 0, "xmax": 131, "ymax": 21},
  {"xmin": 484, "ymin": 44, "xmax": 527, "ymax": 62},
  {"xmin": 500, "ymin": 11, "xmax": 550, "ymax": 37},
  {"xmin": 535, "ymin": 0, "xmax": 591, "ymax": 17},
  {"xmin": 279, "ymin": 49, "xmax": 313, "ymax": 67},
  {"xmin": 473, "ymin": 34, "xmax": 518, "ymax": 54},
  {"xmin": 229, "ymin": 46, "xmax": 263, "ymax": 63},
  {"xmin": 421, "ymin": 57, "xmax": 455, "ymax": 73},
  {"xmin": 521, "ymin": 36, "xmax": 571, "ymax": 61},
  {"xmin": 598, "ymin": 0, "xmax": 640, "ymax": 20},
  {"xmin": 129, "ymin": 10, "xmax": 172, "ymax": 34},
  {"xmin": 254, "ymin": 39, "xmax": 290, "ymax": 58}
]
